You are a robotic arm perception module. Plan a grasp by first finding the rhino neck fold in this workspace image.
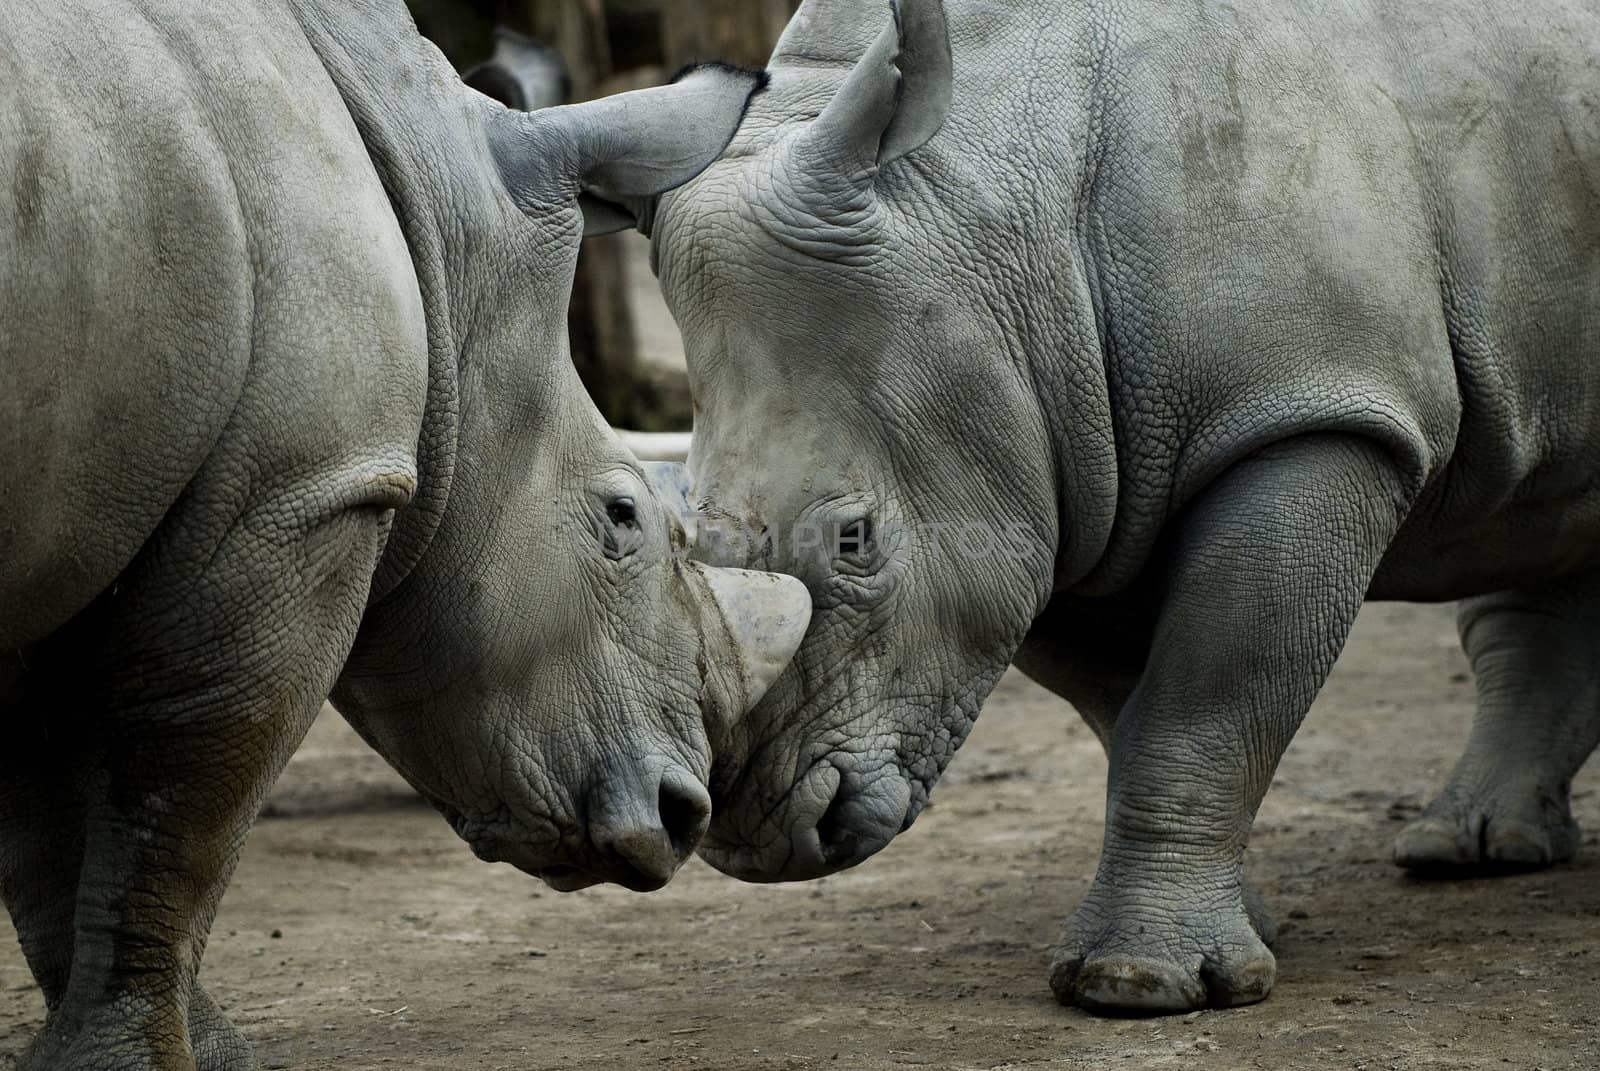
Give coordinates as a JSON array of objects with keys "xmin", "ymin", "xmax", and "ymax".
[{"xmin": 284, "ymin": 0, "xmax": 484, "ymax": 603}]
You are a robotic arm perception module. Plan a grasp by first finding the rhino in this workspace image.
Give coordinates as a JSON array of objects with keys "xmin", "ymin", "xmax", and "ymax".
[
  {"xmin": 0, "ymin": 1, "xmax": 812, "ymax": 1067},
  {"xmin": 645, "ymin": 0, "xmax": 1600, "ymax": 1015}
]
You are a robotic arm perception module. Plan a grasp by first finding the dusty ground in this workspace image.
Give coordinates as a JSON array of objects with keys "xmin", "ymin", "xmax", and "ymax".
[{"xmin": 4, "ymin": 601, "xmax": 1599, "ymax": 1070}]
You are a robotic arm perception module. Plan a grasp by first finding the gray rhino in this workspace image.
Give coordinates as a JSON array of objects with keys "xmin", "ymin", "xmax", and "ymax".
[
  {"xmin": 0, "ymin": 1, "xmax": 811, "ymax": 1067},
  {"xmin": 648, "ymin": 0, "xmax": 1600, "ymax": 1015}
]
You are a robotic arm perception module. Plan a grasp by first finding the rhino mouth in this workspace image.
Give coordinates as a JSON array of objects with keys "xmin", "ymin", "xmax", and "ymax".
[
  {"xmin": 535, "ymin": 865, "xmax": 604, "ymax": 892},
  {"xmin": 463, "ymin": 834, "xmax": 618, "ymax": 891},
  {"xmin": 428, "ymin": 796, "xmax": 472, "ymax": 839},
  {"xmin": 448, "ymin": 810, "xmax": 684, "ymax": 893},
  {"xmin": 426, "ymin": 797, "xmax": 602, "ymax": 887}
]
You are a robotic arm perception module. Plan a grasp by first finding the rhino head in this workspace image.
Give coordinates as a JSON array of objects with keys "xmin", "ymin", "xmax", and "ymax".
[
  {"xmin": 330, "ymin": 61, "xmax": 812, "ymax": 893},
  {"xmin": 650, "ymin": 1, "xmax": 1060, "ymax": 880}
]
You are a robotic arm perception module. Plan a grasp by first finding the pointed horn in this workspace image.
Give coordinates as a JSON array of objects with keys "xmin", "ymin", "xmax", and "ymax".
[{"xmin": 689, "ymin": 564, "xmax": 812, "ymax": 713}]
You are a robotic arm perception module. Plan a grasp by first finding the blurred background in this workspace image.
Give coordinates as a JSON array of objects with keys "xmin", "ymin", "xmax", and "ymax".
[{"xmin": 405, "ymin": 0, "xmax": 800, "ymax": 430}]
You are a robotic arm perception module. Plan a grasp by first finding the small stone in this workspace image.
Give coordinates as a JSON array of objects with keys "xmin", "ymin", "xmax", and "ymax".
[
  {"xmin": 526, "ymin": 948, "xmax": 547, "ymax": 958},
  {"xmin": 270, "ymin": 929, "xmax": 283, "ymax": 939}
]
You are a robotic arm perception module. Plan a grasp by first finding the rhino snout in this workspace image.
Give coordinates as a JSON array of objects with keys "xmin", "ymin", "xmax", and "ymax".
[
  {"xmin": 704, "ymin": 758, "xmax": 915, "ymax": 882},
  {"xmin": 805, "ymin": 769, "xmax": 915, "ymax": 874},
  {"xmin": 458, "ymin": 763, "xmax": 711, "ymax": 893},
  {"xmin": 579, "ymin": 767, "xmax": 711, "ymax": 892}
]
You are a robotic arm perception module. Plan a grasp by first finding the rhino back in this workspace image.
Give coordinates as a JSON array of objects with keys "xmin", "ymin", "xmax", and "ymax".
[
  {"xmin": 1071, "ymin": 0, "xmax": 1600, "ymax": 591},
  {"xmin": 0, "ymin": 0, "xmax": 427, "ymax": 650}
]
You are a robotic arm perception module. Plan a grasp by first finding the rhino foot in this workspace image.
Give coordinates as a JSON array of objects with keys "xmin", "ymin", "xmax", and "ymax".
[
  {"xmin": 190, "ymin": 983, "xmax": 256, "ymax": 1071},
  {"xmin": 20, "ymin": 987, "xmax": 253, "ymax": 1071},
  {"xmin": 1049, "ymin": 882, "xmax": 1275, "ymax": 1015},
  {"xmin": 21, "ymin": 1009, "xmax": 186, "ymax": 1071},
  {"xmin": 1394, "ymin": 780, "xmax": 1579, "ymax": 873}
]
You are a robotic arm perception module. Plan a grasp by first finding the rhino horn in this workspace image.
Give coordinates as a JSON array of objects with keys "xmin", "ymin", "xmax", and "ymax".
[
  {"xmin": 688, "ymin": 564, "xmax": 812, "ymax": 713},
  {"xmin": 789, "ymin": 0, "xmax": 953, "ymax": 176}
]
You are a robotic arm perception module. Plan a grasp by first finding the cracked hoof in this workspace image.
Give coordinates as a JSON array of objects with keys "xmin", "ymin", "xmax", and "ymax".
[
  {"xmin": 1049, "ymin": 894, "xmax": 1276, "ymax": 1015},
  {"xmin": 1394, "ymin": 784, "xmax": 1579, "ymax": 873}
]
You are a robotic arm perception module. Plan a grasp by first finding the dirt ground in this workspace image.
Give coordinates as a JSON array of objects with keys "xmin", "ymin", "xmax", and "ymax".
[{"xmin": 4, "ymin": 601, "xmax": 1599, "ymax": 1070}]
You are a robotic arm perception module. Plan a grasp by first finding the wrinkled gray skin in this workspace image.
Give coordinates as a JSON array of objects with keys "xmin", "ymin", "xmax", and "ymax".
[
  {"xmin": 0, "ymin": 2, "xmax": 811, "ymax": 1068},
  {"xmin": 652, "ymin": 0, "xmax": 1600, "ymax": 1015}
]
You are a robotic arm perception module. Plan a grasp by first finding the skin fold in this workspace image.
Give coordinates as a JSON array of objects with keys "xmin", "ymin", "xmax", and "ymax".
[
  {"xmin": 0, "ymin": 1, "xmax": 810, "ymax": 1068},
  {"xmin": 649, "ymin": 0, "xmax": 1600, "ymax": 1015}
]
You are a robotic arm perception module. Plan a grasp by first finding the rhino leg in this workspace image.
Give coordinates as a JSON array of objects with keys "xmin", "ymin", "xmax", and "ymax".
[
  {"xmin": 0, "ymin": 738, "xmax": 83, "ymax": 1012},
  {"xmin": 185, "ymin": 984, "xmax": 255, "ymax": 1071},
  {"xmin": 16, "ymin": 483, "xmax": 390, "ymax": 1071},
  {"xmin": 1048, "ymin": 436, "xmax": 1407, "ymax": 1015},
  {"xmin": 1017, "ymin": 594, "xmax": 1281, "ymax": 951},
  {"xmin": 1395, "ymin": 571, "xmax": 1600, "ymax": 872},
  {"xmin": 1, "ymin": 720, "xmax": 256, "ymax": 1071}
]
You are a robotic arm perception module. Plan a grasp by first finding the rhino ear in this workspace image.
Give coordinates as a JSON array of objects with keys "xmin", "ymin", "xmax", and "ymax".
[
  {"xmin": 486, "ymin": 64, "xmax": 768, "ymax": 235},
  {"xmin": 793, "ymin": 0, "xmax": 952, "ymax": 174}
]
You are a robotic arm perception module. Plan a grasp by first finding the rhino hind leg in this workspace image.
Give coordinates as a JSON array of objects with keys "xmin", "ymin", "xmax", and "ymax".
[
  {"xmin": 186, "ymin": 984, "xmax": 256, "ymax": 1071},
  {"xmin": 0, "ymin": 730, "xmax": 86, "ymax": 1013},
  {"xmin": 14, "ymin": 476, "xmax": 391, "ymax": 1071},
  {"xmin": 2, "ymin": 718, "xmax": 255, "ymax": 1070},
  {"xmin": 1395, "ymin": 571, "xmax": 1600, "ymax": 872}
]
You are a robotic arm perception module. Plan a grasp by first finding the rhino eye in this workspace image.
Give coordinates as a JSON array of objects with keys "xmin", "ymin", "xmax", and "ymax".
[
  {"xmin": 606, "ymin": 497, "xmax": 638, "ymax": 528},
  {"xmin": 837, "ymin": 518, "xmax": 872, "ymax": 558}
]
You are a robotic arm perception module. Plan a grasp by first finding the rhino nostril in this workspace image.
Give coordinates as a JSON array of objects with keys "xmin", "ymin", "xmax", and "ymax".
[
  {"xmin": 815, "ymin": 789, "xmax": 862, "ymax": 866},
  {"xmin": 583, "ymin": 764, "xmax": 714, "ymax": 890},
  {"xmin": 658, "ymin": 775, "xmax": 712, "ymax": 861},
  {"xmin": 808, "ymin": 772, "xmax": 914, "ymax": 871}
]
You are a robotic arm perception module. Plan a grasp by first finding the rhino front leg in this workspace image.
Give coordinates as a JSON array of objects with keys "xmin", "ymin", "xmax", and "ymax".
[
  {"xmin": 18, "ymin": 496, "xmax": 390, "ymax": 1071},
  {"xmin": 1015, "ymin": 594, "xmax": 1280, "ymax": 947},
  {"xmin": 1395, "ymin": 571, "xmax": 1600, "ymax": 871},
  {"xmin": 1049, "ymin": 435, "xmax": 1409, "ymax": 1015}
]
